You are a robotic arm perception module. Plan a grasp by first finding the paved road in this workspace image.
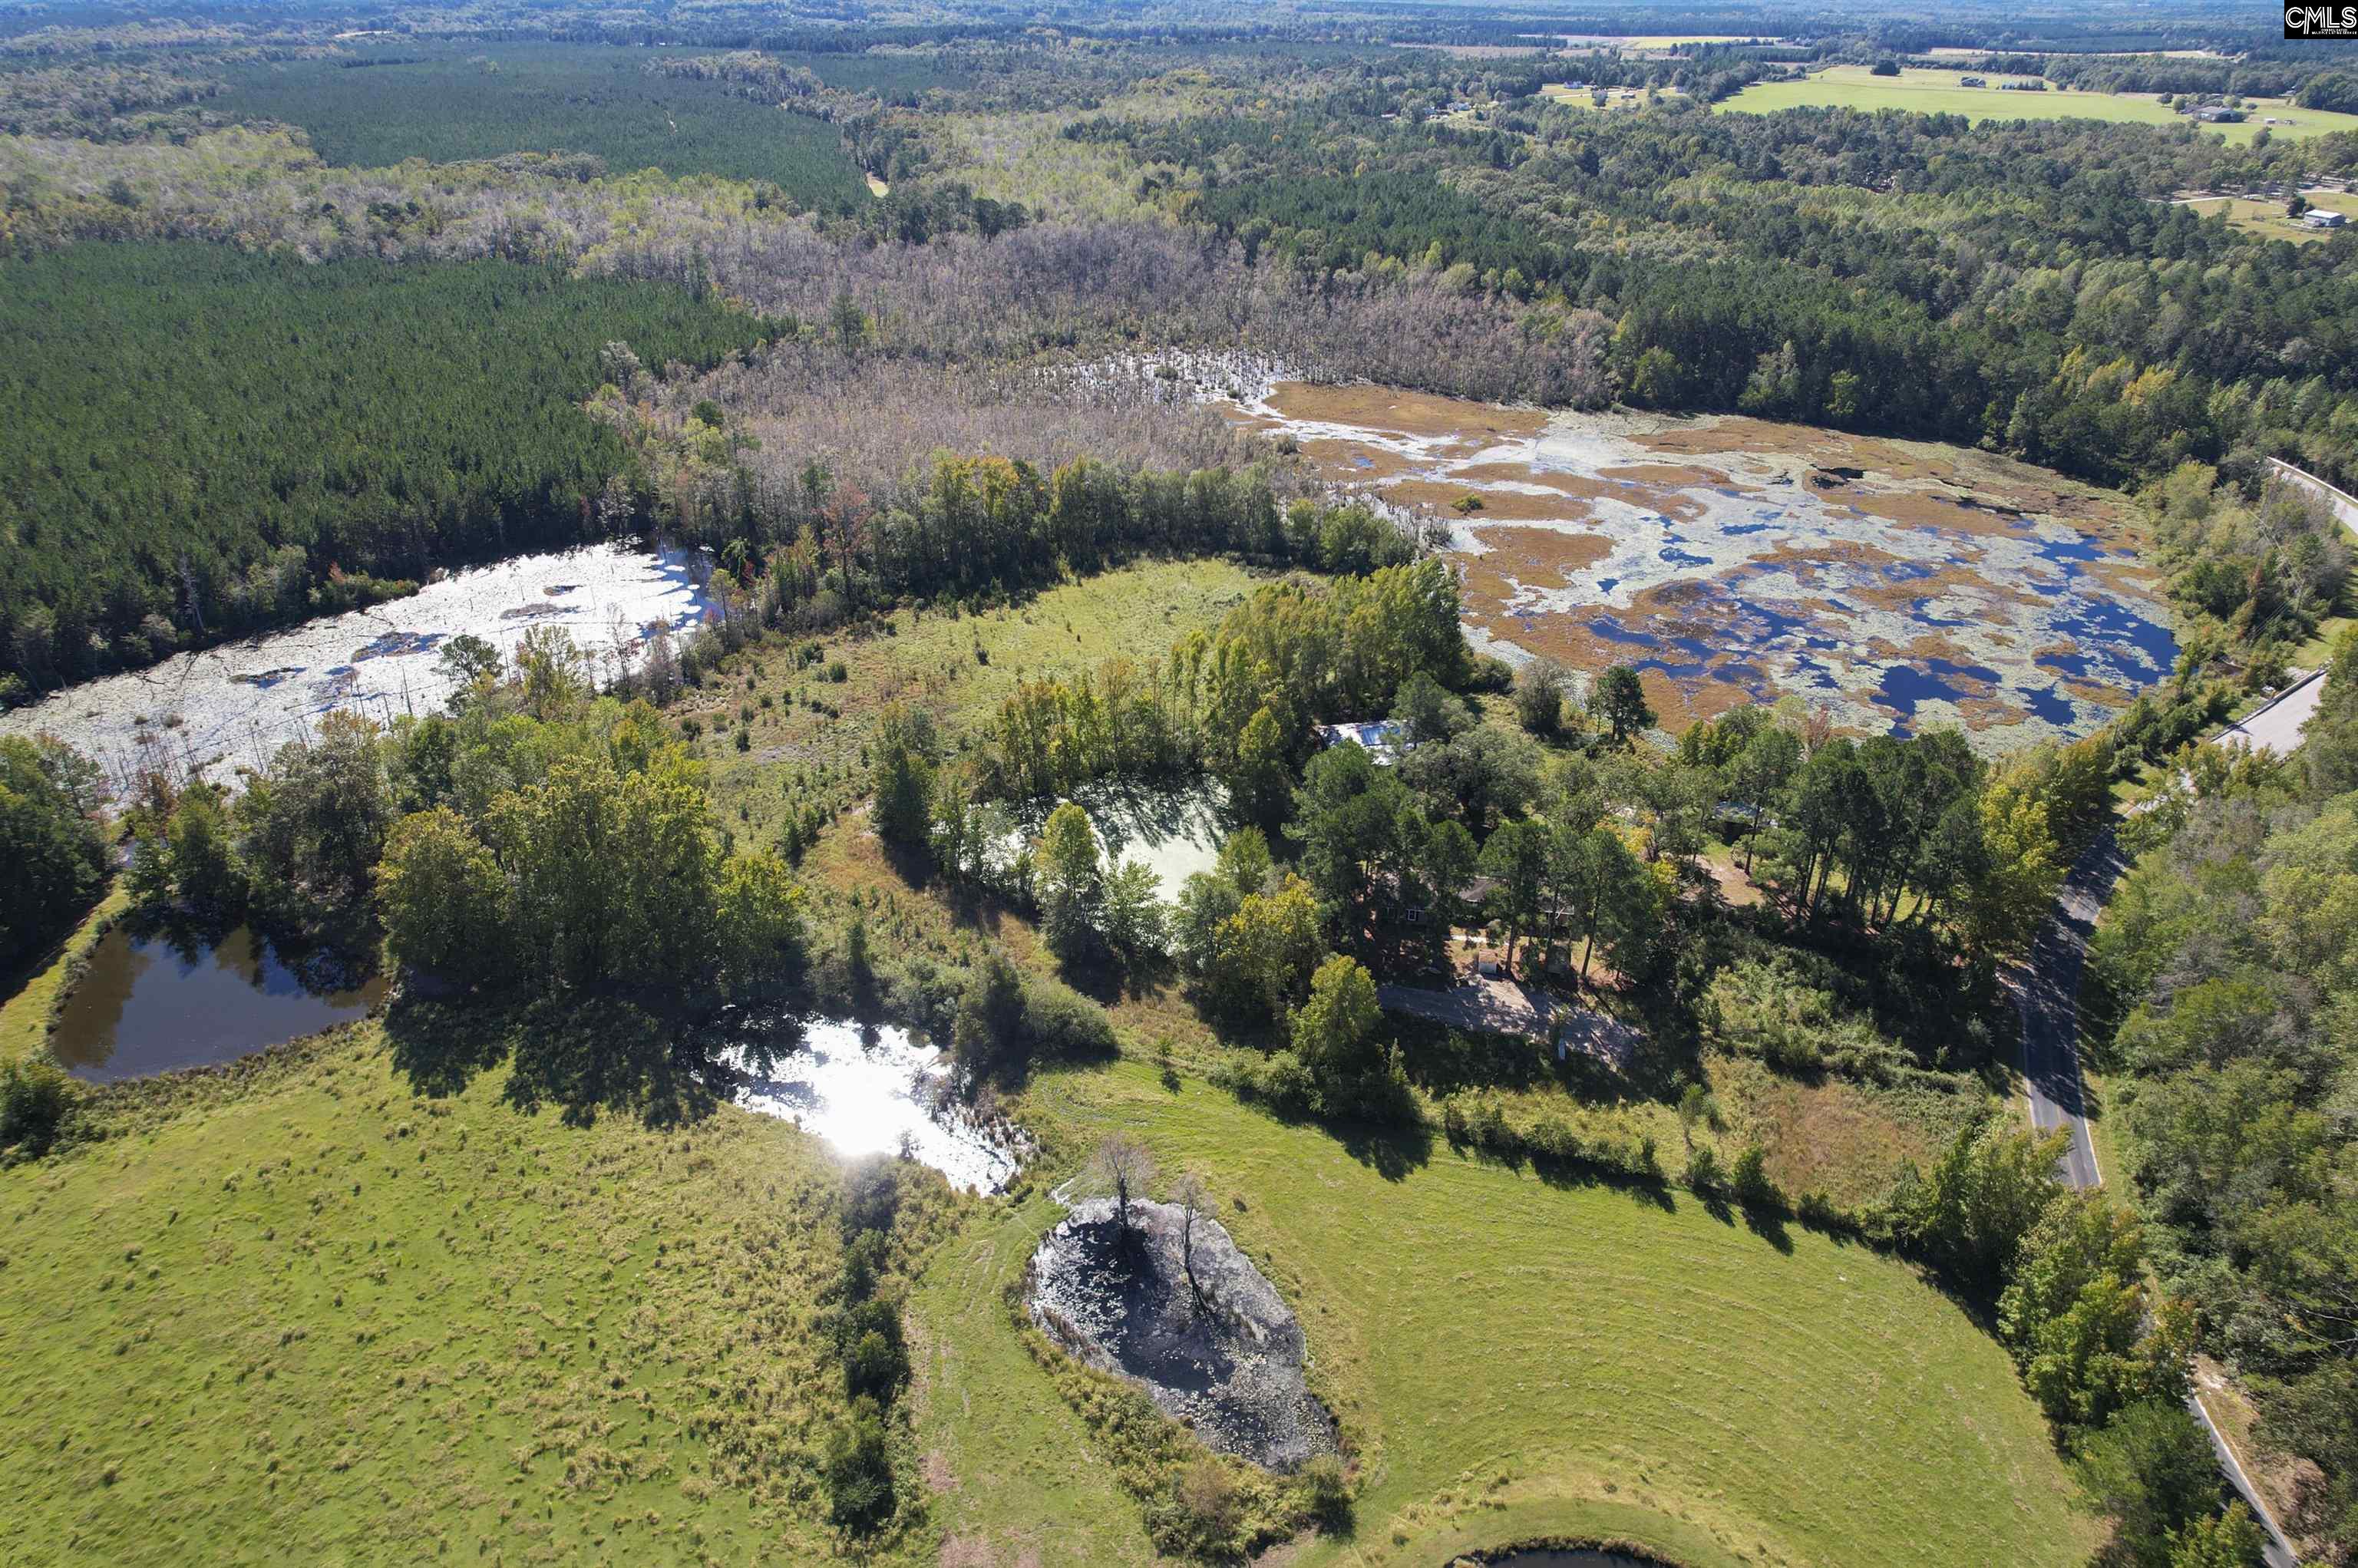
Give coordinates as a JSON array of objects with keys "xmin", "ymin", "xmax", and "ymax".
[
  {"xmin": 2014, "ymin": 834, "xmax": 2301, "ymax": 1567},
  {"xmin": 2012, "ymin": 832, "xmax": 2123, "ymax": 1190}
]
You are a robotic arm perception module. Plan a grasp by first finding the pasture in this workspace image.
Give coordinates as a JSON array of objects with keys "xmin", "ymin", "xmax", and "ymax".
[
  {"xmin": 914, "ymin": 1055, "xmax": 2099, "ymax": 1567},
  {"xmin": 1719, "ymin": 65, "xmax": 2358, "ymax": 145}
]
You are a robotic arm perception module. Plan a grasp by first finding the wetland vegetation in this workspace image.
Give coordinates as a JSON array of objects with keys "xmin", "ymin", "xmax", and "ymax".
[{"xmin": 5, "ymin": 2, "xmax": 2358, "ymax": 1565}]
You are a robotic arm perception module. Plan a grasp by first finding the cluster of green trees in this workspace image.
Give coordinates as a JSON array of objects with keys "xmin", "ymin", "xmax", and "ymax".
[
  {"xmin": 656, "ymin": 443, "xmax": 1419, "ymax": 658},
  {"xmin": 0, "ymin": 243, "xmax": 777, "ymax": 695},
  {"xmin": 1098, "ymin": 97, "xmax": 2358, "ymax": 497},
  {"xmin": 1889, "ymin": 1122, "xmax": 2267, "ymax": 1567},
  {"xmin": 2142, "ymin": 460, "xmax": 2353, "ymax": 674},
  {"xmin": 0, "ymin": 734, "xmax": 111, "ymax": 973},
  {"xmin": 822, "ymin": 1160, "xmax": 912, "ymax": 1534},
  {"xmin": 126, "ymin": 629, "xmax": 806, "ymax": 1018},
  {"xmin": 2084, "ymin": 630, "xmax": 2358, "ymax": 1560},
  {"xmin": 973, "ymin": 560, "xmax": 1463, "ymax": 806}
]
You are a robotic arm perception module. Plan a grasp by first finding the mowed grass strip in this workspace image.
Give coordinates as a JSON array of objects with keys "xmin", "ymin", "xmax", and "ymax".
[
  {"xmin": 918, "ymin": 1058, "xmax": 2100, "ymax": 1568},
  {"xmin": 0, "ymin": 1023, "xmax": 887, "ymax": 1566},
  {"xmin": 1719, "ymin": 65, "xmax": 2358, "ymax": 145}
]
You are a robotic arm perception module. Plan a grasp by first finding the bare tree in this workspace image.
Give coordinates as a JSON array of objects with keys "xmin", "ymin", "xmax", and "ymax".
[
  {"xmin": 1171, "ymin": 1170, "xmax": 1213, "ymax": 1312},
  {"xmin": 1088, "ymin": 1134, "xmax": 1156, "ymax": 1241}
]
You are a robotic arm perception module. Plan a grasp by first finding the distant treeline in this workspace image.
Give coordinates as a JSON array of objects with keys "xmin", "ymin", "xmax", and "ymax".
[{"xmin": 0, "ymin": 243, "xmax": 774, "ymax": 695}]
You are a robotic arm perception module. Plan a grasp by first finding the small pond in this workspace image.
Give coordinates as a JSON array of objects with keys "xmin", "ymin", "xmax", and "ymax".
[
  {"xmin": 722, "ymin": 1019, "xmax": 1022, "ymax": 1193},
  {"xmin": 51, "ymin": 924, "xmax": 387, "ymax": 1082},
  {"xmin": 1006, "ymin": 779, "xmax": 1230, "ymax": 903}
]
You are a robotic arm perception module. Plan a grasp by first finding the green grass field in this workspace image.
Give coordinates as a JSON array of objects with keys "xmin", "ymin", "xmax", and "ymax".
[
  {"xmin": 916, "ymin": 1057, "xmax": 2099, "ymax": 1568},
  {"xmin": 3, "ymin": 560, "xmax": 2102, "ymax": 1566},
  {"xmin": 2177, "ymin": 191, "xmax": 2358, "ymax": 242},
  {"xmin": 1719, "ymin": 65, "xmax": 2358, "ymax": 145},
  {"xmin": 0, "ymin": 1024, "xmax": 904, "ymax": 1566},
  {"xmin": 695, "ymin": 558, "xmax": 1265, "ymax": 844}
]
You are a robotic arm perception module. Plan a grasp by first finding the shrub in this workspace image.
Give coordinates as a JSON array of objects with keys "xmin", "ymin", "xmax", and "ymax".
[
  {"xmin": 1730, "ymin": 1143, "xmax": 1782, "ymax": 1209},
  {"xmin": 824, "ymin": 1398, "xmax": 895, "ymax": 1531},
  {"xmin": 1022, "ymin": 979, "xmax": 1118, "ymax": 1061},
  {"xmin": 1297, "ymin": 1453, "xmax": 1352, "ymax": 1530},
  {"xmin": 1465, "ymin": 653, "xmax": 1514, "ymax": 693},
  {"xmin": 0, "ymin": 1056, "xmax": 80, "ymax": 1161}
]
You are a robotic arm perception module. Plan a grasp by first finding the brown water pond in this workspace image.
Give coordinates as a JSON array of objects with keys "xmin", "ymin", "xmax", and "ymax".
[{"xmin": 50, "ymin": 924, "xmax": 386, "ymax": 1082}]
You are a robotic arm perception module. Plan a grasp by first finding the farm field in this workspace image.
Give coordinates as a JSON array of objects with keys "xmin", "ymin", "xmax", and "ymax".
[
  {"xmin": 1536, "ymin": 82, "xmax": 1687, "ymax": 110},
  {"xmin": 2177, "ymin": 189, "xmax": 2358, "ymax": 241},
  {"xmin": 1719, "ymin": 64, "xmax": 2358, "ymax": 144},
  {"xmin": 914, "ymin": 1055, "xmax": 2099, "ymax": 1568}
]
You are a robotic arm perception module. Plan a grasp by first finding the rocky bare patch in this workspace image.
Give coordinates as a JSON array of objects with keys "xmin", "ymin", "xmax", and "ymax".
[{"xmin": 1025, "ymin": 1198, "xmax": 1337, "ymax": 1471}]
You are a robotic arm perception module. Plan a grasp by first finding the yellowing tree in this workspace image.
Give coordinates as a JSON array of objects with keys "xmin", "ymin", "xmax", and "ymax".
[{"xmin": 1964, "ymin": 773, "xmax": 2062, "ymax": 959}]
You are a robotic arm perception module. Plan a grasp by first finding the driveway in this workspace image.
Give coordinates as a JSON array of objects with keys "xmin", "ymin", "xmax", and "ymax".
[
  {"xmin": 1378, "ymin": 974, "xmax": 1638, "ymax": 1070},
  {"xmin": 2216, "ymin": 666, "xmax": 2327, "ymax": 759}
]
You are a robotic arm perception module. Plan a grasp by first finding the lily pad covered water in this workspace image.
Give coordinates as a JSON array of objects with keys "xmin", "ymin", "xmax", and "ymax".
[
  {"xmin": 723, "ymin": 1019, "xmax": 1022, "ymax": 1193},
  {"xmin": 1217, "ymin": 377, "xmax": 2176, "ymax": 749},
  {"xmin": 0, "ymin": 544, "xmax": 715, "ymax": 788}
]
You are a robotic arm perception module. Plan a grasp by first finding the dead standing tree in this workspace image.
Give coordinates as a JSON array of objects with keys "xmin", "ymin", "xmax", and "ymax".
[
  {"xmin": 1171, "ymin": 1170, "xmax": 1213, "ymax": 1314},
  {"xmin": 1088, "ymin": 1134, "xmax": 1156, "ymax": 1254}
]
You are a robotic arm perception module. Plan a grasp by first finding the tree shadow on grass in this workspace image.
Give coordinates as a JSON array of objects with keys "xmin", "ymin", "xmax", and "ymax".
[
  {"xmin": 1333, "ymin": 1111, "xmax": 1434, "ymax": 1181},
  {"xmin": 385, "ymin": 988, "xmax": 722, "ymax": 1129}
]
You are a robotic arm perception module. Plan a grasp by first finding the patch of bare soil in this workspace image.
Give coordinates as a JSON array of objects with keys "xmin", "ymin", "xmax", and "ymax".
[
  {"xmin": 1267, "ymin": 382, "xmax": 1547, "ymax": 441},
  {"xmin": 1297, "ymin": 437, "xmax": 1422, "ymax": 481},
  {"xmin": 1026, "ymin": 1199, "xmax": 1337, "ymax": 1471},
  {"xmin": 1383, "ymin": 479, "xmax": 1595, "ymax": 524},
  {"xmin": 1596, "ymin": 461, "xmax": 1737, "ymax": 490}
]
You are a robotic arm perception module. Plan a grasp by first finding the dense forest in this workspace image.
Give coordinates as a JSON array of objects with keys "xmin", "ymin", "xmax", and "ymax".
[
  {"xmin": 0, "ymin": 242, "xmax": 774, "ymax": 692},
  {"xmin": 212, "ymin": 42, "xmax": 878, "ymax": 206},
  {"xmin": 2086, "ymin": 635, "xmax": 2358, "ymax": 1556}
]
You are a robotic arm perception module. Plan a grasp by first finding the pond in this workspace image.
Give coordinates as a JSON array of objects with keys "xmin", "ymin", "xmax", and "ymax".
[
  {"xmin": 50, "ymin": 923, "xmax": 387, "ymax": 1083},
  {"xmin": 722, "ymin": 1019, "xmax": 1022, "ymax": 1193},
  {"xmin": 1009, "ymin": 780, "xmax": 1230, "ymax": 904},
  {"xmin": 1210, "ymin": 374, "xmax": 2178, "ymax": 751},
  {"xmin": 0, "ymin": 543, "xmax": 715, "ymax": 789}
]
